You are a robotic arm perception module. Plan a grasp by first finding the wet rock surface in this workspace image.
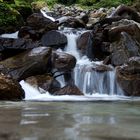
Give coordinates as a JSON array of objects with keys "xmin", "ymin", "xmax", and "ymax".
[
  {"xmin": 116, "ymin": 57, "xmax": 140, "ymax": 96},
  {"xmin": 53, "ymin": 85, "xmax": 83, "ymax": 96},
  {"xmin": 0, "ymin": 47, "xmax": 52, "ymax": 81},
  {"xmin": 51, "ymin": 51, "xmax": 76, "ymax": 71},
  {"xmin": 25, "ymin": 74, "xmax": 61, "ymax": 94},
  {"xmin": 0, "ymin": 74, "xmax": 25, "ymax": 100},
  {"xmin": 41, "ymin": 30, "xmax": 67, "ymax": 49}
]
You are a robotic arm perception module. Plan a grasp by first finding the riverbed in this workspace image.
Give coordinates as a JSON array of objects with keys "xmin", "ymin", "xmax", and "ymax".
[{"xmin": 0, "ymin": 101, "xmax": 140, "ymax": 140}]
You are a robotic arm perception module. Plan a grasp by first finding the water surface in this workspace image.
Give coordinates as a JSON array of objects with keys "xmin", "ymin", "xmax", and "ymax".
[{"xmin": 0, "ymin": 101, "xmax": 140, "ymax": 140}]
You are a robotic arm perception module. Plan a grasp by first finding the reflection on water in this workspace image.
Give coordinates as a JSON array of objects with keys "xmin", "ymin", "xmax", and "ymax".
[{"xmin": 0, "ymin": 101, "xmax": 140, "ymax": 140}]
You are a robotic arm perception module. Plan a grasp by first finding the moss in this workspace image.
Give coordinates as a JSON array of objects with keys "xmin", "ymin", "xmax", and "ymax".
[
  {"xmin": 31, "ymin": 1, "xmax": 48, "ymax": 12},
  {"xmin": 0, "ymin": 2, "xmax": 24, "ymax": 32}
]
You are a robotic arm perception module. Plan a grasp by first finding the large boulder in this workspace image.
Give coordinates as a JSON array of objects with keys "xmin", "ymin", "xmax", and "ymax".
[
  {"xmin": 25, "ymin": 74, "xmax": 61, "ymax": 94},
  {"xmin": 111, "ymin": 5, "xmax": 140, "ymax": 23},
  {"xmin": 0, "ymin": 37, "xmax": 40, "ymax": 60},
  {"xmin": 0, "ymin": 74, "xmax": 25, "ymax": 100},
  {"xmin": 26, "ymin": 13, "xmax": 58, "ymax": 32},
  {"xmin": 0, "ymin": 47, "xmax": 52, "ymax": 81},
  {"xmin": 18, "ymin": 13, "xmax": 58, "ymax": 40},
  {"xmin": 41, "ymin": 30, "xmax": 67, "ymax": 49},
  {"xmin": 116, "ymin": 57, "xmax": 140, "ymax": 96},
  {"xmin": 109, "ymin": 24, "xmax": 140, "ymax": 66},
  {"xmin": 51, "ymin": 51, "xmax": 76, "ymax": 71},
  {"xmin": 52, "ymin": 85, "xmax": 83, "ymax": 95}
]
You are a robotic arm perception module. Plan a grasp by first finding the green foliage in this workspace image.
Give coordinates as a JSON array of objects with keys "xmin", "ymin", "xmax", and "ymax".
[
  {"xmin": 0, "ymin": 2, "xmax": 23, "ymax": 31},
  {"xmin": 77, "ymin": 0, "xmax": 133, "ymax": 8}
]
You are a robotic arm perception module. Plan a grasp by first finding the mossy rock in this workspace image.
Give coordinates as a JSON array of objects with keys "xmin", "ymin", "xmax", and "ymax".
[
  {"xmin": 13, "ymin": 0, "xmax": 32, "ymax": 20},
  {"xmin": 0, "ymin": 2, "xmax": 24, "ymax": 32},
  {"xmin": 31, "ymin": 1, "xmax": 48, "ymax": 12}
]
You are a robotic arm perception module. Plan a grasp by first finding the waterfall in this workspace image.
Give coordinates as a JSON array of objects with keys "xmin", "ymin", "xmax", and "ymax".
[{"xmin": 64, "ymin": 31, "xmax": 123, "ymax": 95}]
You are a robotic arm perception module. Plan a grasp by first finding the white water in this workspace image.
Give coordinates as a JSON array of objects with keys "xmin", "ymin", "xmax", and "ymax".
[
  {"xmin": 0, "ymin": 31, "xmax": 18, "ymax": 38},
  {"xmin": 40, "ymin": 9, "xmax": 56, "ymax": 22}
]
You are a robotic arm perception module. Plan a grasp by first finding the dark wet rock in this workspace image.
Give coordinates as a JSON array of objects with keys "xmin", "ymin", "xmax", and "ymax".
[
  {"xmin": 25, "ymin": 74, "xmax": 61, "ymax": 94},
  {"xmin": 0, "ymin": 28, "xmax": 5, "ymax": 35},
  {"xmin": 0, "ymin": 47, "xmax": 52, "ymax": 81},
  {"xmin": 51, "ymin": 51, "xmax": 76, "ymax": 71},
  {"xmin": 27, "ymin": 13, "xmax": 58, "ymax": 32},
  {"xmin": 41, "ymin": 30, "xmax": 67, "ymax": 49},
  {"xmin": 108, "ymin": 23, "xmax": 140, "ymax": 43},
  {"xmin": 116, "ymin": 57, "xmax": 140, "ymax": 96},
  {"xmin": 19, "ymin": 13, "xmax": 58, "ymax": 40},
  {"xmin": 18, "ymin": 26, "xmax": 42, "ymax": 40},
  {"xmin": 0, "ymin": 74, "xmax": 25, "ymax": 100},
  {"xmin": 112, "ymin": 5, "xmax": 140, "ymax": 23},
  {"xmin": 52, "ymin": 85, "xmax": 83, "ymax": 95},
  {"xmin": 109, "ymin": 24, "xmax": 140, "ymax": 66},
  {"xmin": 92, "ymin": 64, "xmax": 113, "ymax": 72},
  {"xmin": 60, "ymin": 17, "xmax": 86, "ymax": 28},
  {"xmin": 77, "ymin": 31, "xmax": 107, "ymax": 60},
  {"xmin": 0, "ymin": 37, "xmax": 40, "ymax": 60},
  {"xmin": 77, "ymin": 31, "xmax": 93, "ymax": 56}
]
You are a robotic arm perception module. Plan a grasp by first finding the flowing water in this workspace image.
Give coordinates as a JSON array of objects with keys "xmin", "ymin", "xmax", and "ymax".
[{"xmin": 0, "ymin": 101, "xmax": 140, "ymax": 140}]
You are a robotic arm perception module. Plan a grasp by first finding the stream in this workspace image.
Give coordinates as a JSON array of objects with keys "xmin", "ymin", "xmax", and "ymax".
[{"xmin": 0, "ymin": 101, "xmax": 140, "ymax": 140}]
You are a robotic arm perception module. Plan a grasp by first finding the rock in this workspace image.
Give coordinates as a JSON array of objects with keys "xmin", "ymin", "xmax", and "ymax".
[
  {"xmin": 0, "ymin": 74, "xmax": 25, "ymax": 100},
  {"xmin": 92, "ymin": 64, "xmax": 113, "ymax": 72},
  {"xmin": 109, "ymin": 23, "xmax": 140, "ymax": 43},
  {"xmin": 18, "ymin": 26, "xmax": 42, "ymax": 40},
  {"xmin": 51, "ymin": 51, "xmax": 76, "ymax": 71},
  {"xmin": 78, "ymin": 31, "xmax": 93, "ymax": 59},
  {"xmin": 0, "ymin": 37, "xmax": 40, "ymax": 60},
  {"xmin": 52, "ymin": 85, "xmax": 83, "ymax": 95},
  {"xmin": 27, "ymin": 13, "xmax": 58, "ymax": 32},
  {"xmin": 111, "ymin": 5, "xmax": 140, "ymax": 23},
  {"xmin": 0, "ymin": 47, "xmax": 52, "ymax": 81},
  {"xmin": 25, "ymin": 74, "xmax": 61, "ymax": 94},
  {"xmin": 116, "ymin": 57, "xmax": 140, "ymax": 96},
  {"xmin": 0, "ymin": 28, "xmax": 5, "ymax": 35},
  {"xmin": 41, "ymin": 30, "xmax": 67, "ymax": 49},
  {"xmin": 60, "ymin": 17, "xmax": 86, "ymax": 28},
  {"xmin": 21, "ymin": 13, "xmax": 58, "ymax": 40},
  {"xmin": 109, "ymin": 24, "xmax": 140, "ymax": 66}
]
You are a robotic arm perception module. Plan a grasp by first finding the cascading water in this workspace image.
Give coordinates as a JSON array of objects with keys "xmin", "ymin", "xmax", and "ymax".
[
  {"xmin": 63, "ymin": 30, "xmax": 123, "ymax": 96},
  {"xmin": 0, "ymin": 20, "xmax": 127, "ymax": 101}
]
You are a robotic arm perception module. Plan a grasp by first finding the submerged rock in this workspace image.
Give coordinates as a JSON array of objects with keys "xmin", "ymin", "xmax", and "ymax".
[
  {"xmin": 25, "ymin": 74, "xmax": 61, "ymax": 94},
  {"xmin": 52, "ymin": 85, "xmax": 83, "ymax": 95},
  {"xmin": 41, "ymin": 30, "xmax": 67, "ymax": 49},
  {"xmin": 116, "ymin": 57, "xmax": 140, "ymax": 96},
  {"xmin": 0, "ymin": 74, "xmax": 25, "ymax": 100},
  {"xmin": 0, "ymin": 47, "xmax": 52, "ymax": 81},
  {"xmin": 51, "ymin": 51, "xmax": 76, "ymax": 71}
]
